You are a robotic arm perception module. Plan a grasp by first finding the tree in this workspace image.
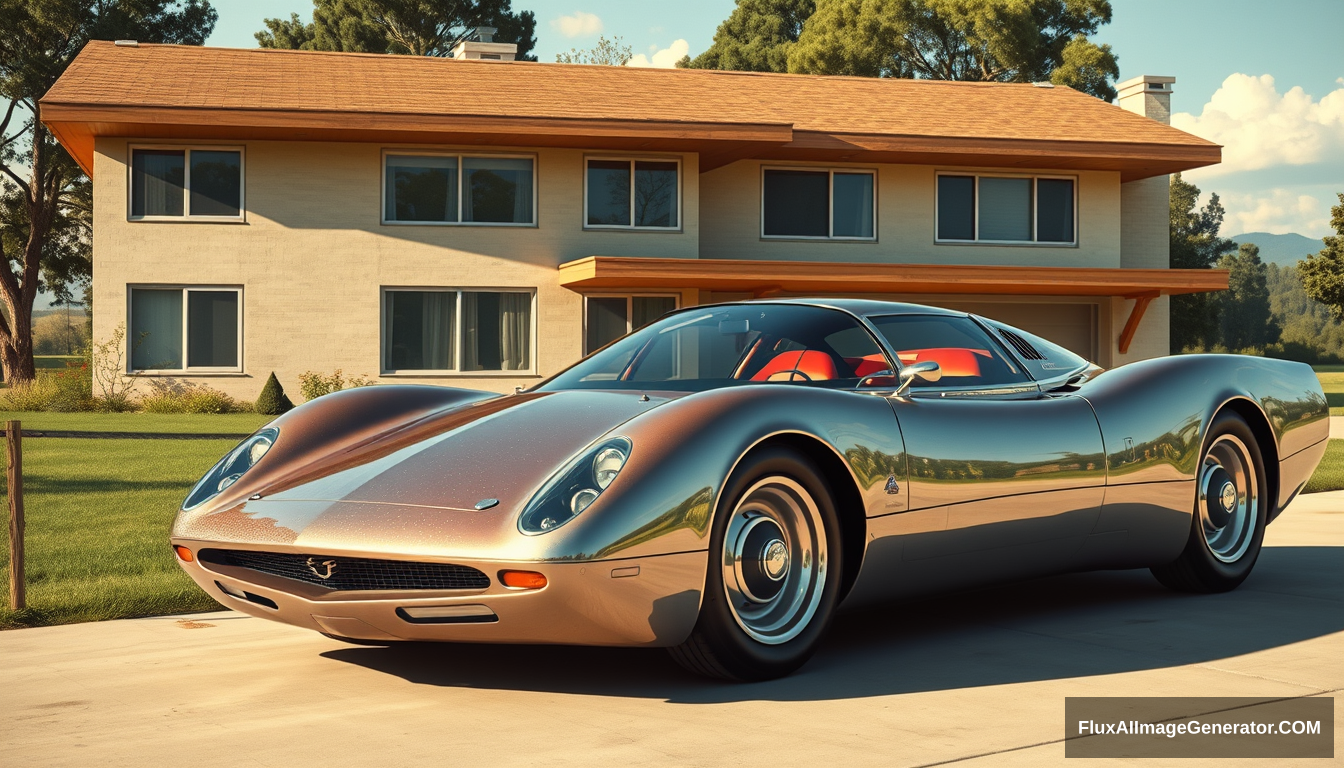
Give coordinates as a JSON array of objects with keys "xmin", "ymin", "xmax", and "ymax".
[
  {"xmin": 1298, "ymin": 193, "xmax": 1344, "ymax": 320},
  {"xmin": 257, "ymin": 0, "xmax": 537, "ymax": 61},
  {"xmin": 1217, "ymin": 243, "xmax": 1278, "ymax": 351},
  {"xmin": 255, "ymin": 372, "xmax": 295, "ymax": 415},
  {"xmin": 681, "ymin": 0, "xmax": 815, "ymax": 73},
  {"xmin": 556, "ymin": 35, "xmax": 632, "ymax": 66},
  {"xmin": 0, "ymin": 1, "xmax": 217, "ymax": 384},
  {"xmin": 1169, "ymin": 173, "xmax": 1235, "ymax": 352},
  {"xmin": 782, "ymin": 0, "xmax": 1119, "ymax": 100}
]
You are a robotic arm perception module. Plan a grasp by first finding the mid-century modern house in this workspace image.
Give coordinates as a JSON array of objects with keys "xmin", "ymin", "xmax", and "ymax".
[{"xmin": 40, "ymin": 38, "xmax": 1226, "ymax": 399}]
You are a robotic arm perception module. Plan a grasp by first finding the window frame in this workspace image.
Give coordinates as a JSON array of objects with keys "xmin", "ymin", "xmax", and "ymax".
[
  {"xmin": 582, "ymin": 155, "xmax": 683, "ymax": 232},
  {"xmin": 380, "ymin": 149, "xmax": 539, "ymax": 228},
  {"xmin": 862, "ymin": 312, "xmax": 1040, "ymax": 396},
  {"xmin": 582, "ymin": 293, "xmax": 681, "ymax": 354},
  {"xmin": 380, "ymin": 286, "xmax": 538, "ymax": 376},
  {"xmin": 934, "ymin": 171, "xmax": 1078, "ymax": 247},
  {"xmin": 126, "ymin": 144, "xmax": 246, "ymax": 223},
  {"xmin": 759, "ymin": 165, "xmax": 879, "ymax": 242},
  {"xmin": 125, "ymin": 284, "xmax": 244, "ymax": 374}
]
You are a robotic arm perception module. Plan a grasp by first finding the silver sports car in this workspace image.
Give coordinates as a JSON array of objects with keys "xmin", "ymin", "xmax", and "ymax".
[{"xmin": 170, "ymin": 299, "xmax": 1329, "ymax": 680}]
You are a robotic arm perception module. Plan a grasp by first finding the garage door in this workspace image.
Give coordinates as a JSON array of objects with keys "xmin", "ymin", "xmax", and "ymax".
[{"xmin": 928, "ymin": 301, "xmax": 1099, "ymax": 362}]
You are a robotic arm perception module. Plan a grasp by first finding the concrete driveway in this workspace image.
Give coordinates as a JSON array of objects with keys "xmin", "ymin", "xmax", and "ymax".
[{"xmin": 3, "ymin": 494, "xmax": 1341, "ymax": 768}]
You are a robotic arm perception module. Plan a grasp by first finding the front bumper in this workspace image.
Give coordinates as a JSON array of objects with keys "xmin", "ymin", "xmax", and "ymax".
[{"xmin": 172, "ymin": 540, "xmax": 707, "ymax": 647}]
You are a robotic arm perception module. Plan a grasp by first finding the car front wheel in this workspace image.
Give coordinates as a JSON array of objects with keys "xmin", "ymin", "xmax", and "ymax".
[{"xmin": 669, "ymin": 447, "xmax": 842, "ymax": 681}]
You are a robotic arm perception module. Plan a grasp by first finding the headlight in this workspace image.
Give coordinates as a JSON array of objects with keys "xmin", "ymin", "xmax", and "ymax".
[
  {"xmin": 519, "ymin": 437, "xmax": 630, "ymax": 534},
  {"xmin": 183, "ymin": 428, "xmax": 278, "ymax": 510}
]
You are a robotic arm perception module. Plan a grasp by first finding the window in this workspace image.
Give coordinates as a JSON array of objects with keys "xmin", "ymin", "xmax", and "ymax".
[
  {"xmin": 584, "ymin": 295, "xmax": 679, "ymax": 353},
  {"xmin": 129, "ymin": 287, "xmax": 241, "ymax": 371},
  {"xmin": 868, "ymin": 314, "xmax": 1031, "ymax": 389},
  {"xmin": 129, "ymin": 147, "xmax": 242, "ymax": 220},
  {"xmin": 762, "ymin": 168, "xmax": 875, "ymax": 239},
  {"xmin": 585, "ymin": 158, "xmax": 680, "ymax": 229},
  {"xmin": 936, "ymin": 174, "xmax": 1076, "ymax": 244},
  {"xmin": 383, "ymin": 153, "xmax": 535, "ymax": 225},
  {"xmin": 383, "ymin": 288, "xmax": 534, "ymax": 373}
]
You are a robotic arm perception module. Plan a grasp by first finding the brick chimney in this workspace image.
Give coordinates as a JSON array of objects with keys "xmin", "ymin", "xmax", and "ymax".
[
  {"xmin": 452, "ymin": 26, "xmax": 517, "ymax": 61},
  {"xmin": 1116, "ymin": 75, "xmax": 1175, "ymax": 124}
]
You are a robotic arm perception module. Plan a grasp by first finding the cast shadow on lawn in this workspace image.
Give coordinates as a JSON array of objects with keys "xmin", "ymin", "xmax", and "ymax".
[
  {"xmin": 322, "ymin": 545, "xmax": 1343, "ymax": 703},
  {"xmin": 16, "ymin": 475, "xmax": 193, "ymax": 495}
]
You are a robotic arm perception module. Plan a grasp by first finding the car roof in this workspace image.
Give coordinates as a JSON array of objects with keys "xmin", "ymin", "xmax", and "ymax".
[{"xmin": 699, "ymin": 297, "xmax": 969, "ymax": 319}]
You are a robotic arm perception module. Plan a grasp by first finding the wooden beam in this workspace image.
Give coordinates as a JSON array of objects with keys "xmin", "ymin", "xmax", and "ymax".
[{"xmin": 1118, "ymin": 291, "xmax": 1160, "ymax": 354}]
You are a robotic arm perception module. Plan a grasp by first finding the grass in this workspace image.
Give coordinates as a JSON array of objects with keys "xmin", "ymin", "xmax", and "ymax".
[
  {"xmin": 1314, "ymin": 372, "xmax": 1344, "ymax": 416},
  {"xmin": 0, "ymin": 436, "xmax": 233, "ymax": 629},
  {"xmin": 1303, "ymin": 439, "xmax": 1344, "ymax": 494},
  {"xmin": 0, "ymin": 410, "xmax": 272, "ymax": 434},
  {"xmin": 34, "ymin": 355, "xmax": 81, "ymax": 370}
]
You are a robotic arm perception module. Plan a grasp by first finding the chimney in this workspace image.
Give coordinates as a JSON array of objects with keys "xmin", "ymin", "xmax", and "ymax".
[
  {"xmin": 452, "ymin": 26, "xmax": 516, "ymax": 61},
  {"xmin": 1116, "ymin": 75, "xmax": 1175, "ymax": 124}
]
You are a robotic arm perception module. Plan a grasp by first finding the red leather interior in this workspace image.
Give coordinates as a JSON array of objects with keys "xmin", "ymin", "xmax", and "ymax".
[
  {"xmin": 751, "ymin": 350, "xmax": 839, "ymax": 381},
  {"xmin": 905, "ymin": 347, "xmax": 984, "ymax": 377},
  {"xmin": 844, "ymin": 354, "xmax": 890, "ymax": 378}
]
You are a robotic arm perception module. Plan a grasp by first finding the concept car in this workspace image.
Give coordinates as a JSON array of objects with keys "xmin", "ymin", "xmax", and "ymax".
[{"xmin": 171, "ymin": 300, "xmax": 1329, "ymax": 680}]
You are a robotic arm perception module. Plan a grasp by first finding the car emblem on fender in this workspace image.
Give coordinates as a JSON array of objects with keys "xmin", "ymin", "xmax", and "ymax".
[
  {"xmin": 306, "ymin": 557, "xmax": 337, "ymax": 580},
  {"xmin": 885, "ymin": 475, "xmax": 900, "ymax": 494}
]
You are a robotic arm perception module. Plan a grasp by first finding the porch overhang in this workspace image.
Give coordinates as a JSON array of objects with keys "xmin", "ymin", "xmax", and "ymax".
[{"xmin": 558, "ymin": 257, "xmax": 1229, "ymax": 355}]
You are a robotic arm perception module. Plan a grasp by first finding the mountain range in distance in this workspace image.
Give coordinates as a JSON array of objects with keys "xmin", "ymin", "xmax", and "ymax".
[{"xmin": 1230, "ymin": 232, "xmax": 1323, "ymax": 267}]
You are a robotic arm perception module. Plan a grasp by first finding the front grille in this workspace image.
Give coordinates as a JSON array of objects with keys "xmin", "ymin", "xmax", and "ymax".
[{"xmin": 200, "ymin": 549, "xmax": 491, "ymax": 591}]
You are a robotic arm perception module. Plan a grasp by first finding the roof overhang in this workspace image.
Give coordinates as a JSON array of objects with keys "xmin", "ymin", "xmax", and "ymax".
[
  {"xmin": 557, "ymin": 257, "xmax": 1229, "ymax": 298},
  {"xmin": 40, "ymin": 102, "xmax": 1220, "ymax": 181}
]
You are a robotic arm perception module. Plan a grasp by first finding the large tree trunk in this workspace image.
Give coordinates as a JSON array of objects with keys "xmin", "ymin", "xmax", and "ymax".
[{"xmin": 0, "ymin": 118, "xmax": 54, "ymax": 386}]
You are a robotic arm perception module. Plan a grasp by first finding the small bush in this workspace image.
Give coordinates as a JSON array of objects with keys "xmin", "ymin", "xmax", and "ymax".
[
  {"xmin": 140, "ymin": 379, "xmax": 250, "ymax": 414},
  {"xmin": 0, "ymin": 363, "xmax": 92, "ymax": 412},
  {"xmin": 298, "ymin": 369, "xmax": 373, "ymax": 402},
  {"xmin": 255, "ymin": 372, "xmax": 295, "ymax": 415}
]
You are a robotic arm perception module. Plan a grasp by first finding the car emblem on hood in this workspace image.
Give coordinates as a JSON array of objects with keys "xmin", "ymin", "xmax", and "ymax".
[{"xmin": 306, "ymin": 557, "xmax": 337, "ymax": 580}]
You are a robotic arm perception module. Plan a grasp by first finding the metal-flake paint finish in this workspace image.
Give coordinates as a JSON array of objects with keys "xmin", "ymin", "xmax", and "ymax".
[{"xmin": 170, "ymin": 300, "xmax": 1329, "ymax": 648}]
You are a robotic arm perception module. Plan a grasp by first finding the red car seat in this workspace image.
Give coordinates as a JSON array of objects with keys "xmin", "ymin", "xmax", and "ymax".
[{"xmin": 751, "ymin": 350, "xmax": 839, "ymax": 381}]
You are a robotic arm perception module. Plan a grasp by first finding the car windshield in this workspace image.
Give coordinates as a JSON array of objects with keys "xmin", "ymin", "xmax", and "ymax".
[{"xmin": 536, "ymin": 304, "xmax": 890, "ymax": 392}]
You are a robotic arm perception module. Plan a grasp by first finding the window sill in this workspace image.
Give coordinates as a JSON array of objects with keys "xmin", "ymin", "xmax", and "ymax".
[
  {"xmin": 127, "ymin": 371, "xmax": 249, "ymax": 377},
  {"xmin": 760, "ymin": 235, "xmax": 878, "ymax": 243},
  {"xmin": 380, "ymin": 220, "xmax": 538, "ymax": 228},
  {"xmin": 934, "ymin": 239, "xmax": 1078, "ymax": 248},
  {"xmin": 583, "ymin": 226, "xmax": 684, "ymax": 234},
  {"xmin": 380, "ymin": 371, "xmax": 541, "ymax": 378},
  {"xmin": 127, "ymin": 217, "xmax": 247, "ymax": 224}
]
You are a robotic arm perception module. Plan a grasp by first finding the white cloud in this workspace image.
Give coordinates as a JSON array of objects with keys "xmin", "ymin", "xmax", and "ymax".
[
  {"xmin": 1219, "ymin": 189, "xmax": 1332, "ymax": 237},
  {"xmin": 1171, "ymin": 73, "xmax": 1344, "ymax": 178},
  {"xmin": 551, "ymin": 11, "xmax": 602, "ymax": 38},
  {"xmin": 628, "ymin": 39, "xmax": 689, "ymax": 69}
]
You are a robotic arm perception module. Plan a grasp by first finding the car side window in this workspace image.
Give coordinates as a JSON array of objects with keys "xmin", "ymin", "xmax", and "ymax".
[{"xmin": 868, "ymin": 314, "xmax": 1031, "ymax": 388}]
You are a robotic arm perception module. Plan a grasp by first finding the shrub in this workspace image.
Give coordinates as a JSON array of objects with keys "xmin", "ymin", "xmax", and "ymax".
[
  {"xmin": 140, "ymin": 379, "xmax": 250, "ymax": 414},
  {"xmin": 255, "ymin": 372, "xmax": 294, "ymax": 415},
  {"xmin": 297, "ymin": 369, "xmax": 373, "ymax": 402},
  {"xmin": 1, "ymin": 364, "xmax": 93, "ymax": 412}
]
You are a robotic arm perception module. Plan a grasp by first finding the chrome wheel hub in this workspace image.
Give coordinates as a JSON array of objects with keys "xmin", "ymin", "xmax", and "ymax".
[
  {"xmin": 1198, "ymin": 434, "xmax": 1259, "ymax": 564},
  {"xmin": 722, "ymin": 476, "xmax": 827, "ymax": 645}
]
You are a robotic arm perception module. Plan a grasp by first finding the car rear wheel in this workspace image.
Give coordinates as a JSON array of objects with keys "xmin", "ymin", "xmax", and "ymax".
[
  {"xmin": 1151, "ymin": 412, "xmax": 1268, "ymax": 593},
  {"xmin": 668, "ymin": 447, "xmax": 842, "ymax": 681}
]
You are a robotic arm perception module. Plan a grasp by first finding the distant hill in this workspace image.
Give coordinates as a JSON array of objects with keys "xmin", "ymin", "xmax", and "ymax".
[{"xmin": 1230, "ymin": 232, "xmax": 1323, "ymax": 266}]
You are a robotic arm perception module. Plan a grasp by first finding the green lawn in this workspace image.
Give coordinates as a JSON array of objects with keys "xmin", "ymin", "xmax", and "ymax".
[
  {"xmin": 0, "ymin": 411, "xmax": 272, "ymax": 434},
  {"xmin": 1315, "ymin": 372, "xmax": 1344, "ymax": 416},
  {"xmin": 34, "ymin": 355, "xmax": 81, "ymax": 370},
  {"xmin": 1303, "ymin": 439, "xmax": 1344, "ymax": 494},
  {"xmin": 0, "ymin": 436, "xmax": 233, "ymax": 629}
]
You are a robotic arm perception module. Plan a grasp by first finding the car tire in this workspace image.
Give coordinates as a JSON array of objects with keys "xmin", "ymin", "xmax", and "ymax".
[
  {"xmin": 668, "ymin": 446, "xmax": 843, "ymax": 681},
  {"xmin": 1151, "ymin": 412, "xmax": 1269, "ymax": 593}
]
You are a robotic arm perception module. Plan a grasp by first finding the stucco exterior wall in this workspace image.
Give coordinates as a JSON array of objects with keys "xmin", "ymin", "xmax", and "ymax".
[
  {"xmin": 698, "ymin": 161, "xmax": 1122, "ymax": 268},
  {"xmin": 92, "ymin": 139, "xmax": 699, "ymax": 400}
]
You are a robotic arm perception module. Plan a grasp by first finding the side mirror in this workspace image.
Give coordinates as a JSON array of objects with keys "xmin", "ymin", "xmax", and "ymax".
[{"xmin": 895, "ymin": 360, "xmax": 942, "ymax": 396}]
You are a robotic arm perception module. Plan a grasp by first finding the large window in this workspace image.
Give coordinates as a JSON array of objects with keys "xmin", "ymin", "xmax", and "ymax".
[
  {"xmin": 762, "ymin": 168, "xmax": 875, "ymax": 239},
  {"xmin": 129, "ymin": 287, "xmax": 241, "ymax": 371},
  {"xmin": 585, "ymin": 158, "xmax": 680, "ymax": 229},
  {"xmin": 584, "ymin": 295, "xmax": 678, "ymax": 353},
  {"xmin": 868, "ymin": 314, "xmax": 1031, "ymax": 389},
  {"xmin": 936, "ymin": 174, "xmax": 1076, "ymax": 244},
  {"xmin": 383, "ymin": 153, "xmax": 535, "ymax": 225},
  {"xmin": 383, "ymin": 288, "xmax": 534, "ymax": 373},
  {"xmin": 129, "ymin": 147, "xmax": 243, "ymax": 221}
]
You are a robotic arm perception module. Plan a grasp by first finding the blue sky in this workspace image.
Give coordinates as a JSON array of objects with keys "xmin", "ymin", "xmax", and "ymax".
[{"xmin": 207, "ymin": 0, "xmax": 1343, "ymax": 238}]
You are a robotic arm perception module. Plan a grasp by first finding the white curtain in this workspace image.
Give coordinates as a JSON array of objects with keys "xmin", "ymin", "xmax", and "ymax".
[
  {"xmin": 499, "ymin": 293, "xmax": 531, "ymax": 370},
  {"xmin": 460, "ymin": 292, "xmax": 530, "ymax": 370},
  {"xmin": 460, "ymin": 292, "xmax": 481, "ymax": 371},
  {"xmin": 421, "ymin": 292, "xmax": 454, "ymax": 369}
]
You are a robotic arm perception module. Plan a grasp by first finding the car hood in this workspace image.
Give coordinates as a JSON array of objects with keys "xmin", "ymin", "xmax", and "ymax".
[{"xmin": 173, "ymin": 390, "xmax": 678, "ymax": 554}]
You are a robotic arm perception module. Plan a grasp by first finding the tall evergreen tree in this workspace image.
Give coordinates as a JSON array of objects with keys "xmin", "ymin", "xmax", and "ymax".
[
  {"xmin": 681, "ymin": 0, "xmax": 815, "ymax": 73},
  {"xmin": 0, "ymin": 0, "xmax": 217, "ymax": 384},
  {"xmin": 1217, "ymin": 243, "xmax": 1278, "ymax": 351},
  {"xmin": 257, "ymin": 0, "xmax": 537, "ymax": 61},
  {"xmin": 1169, "ymin": 173, "xmax": 1236, "ymax": 352}
]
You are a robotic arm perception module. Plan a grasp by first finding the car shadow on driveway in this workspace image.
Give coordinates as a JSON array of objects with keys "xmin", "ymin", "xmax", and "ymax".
[{"xmin": 320, "ymin": 545, "xmax": 1343, "ymax": 703}]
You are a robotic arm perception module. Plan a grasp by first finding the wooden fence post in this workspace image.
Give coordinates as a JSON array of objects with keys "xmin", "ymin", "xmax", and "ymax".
[{"xmin": 7, "ymin": 420, "xmax": 23, "ymax": 611}]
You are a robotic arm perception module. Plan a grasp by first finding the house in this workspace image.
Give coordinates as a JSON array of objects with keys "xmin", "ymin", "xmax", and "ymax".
[{"xmin": 40, "ymin": 38, "xmax": 1226, "ymax": 400}]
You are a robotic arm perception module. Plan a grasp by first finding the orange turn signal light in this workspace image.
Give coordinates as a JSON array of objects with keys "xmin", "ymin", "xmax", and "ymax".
[
  {"xmin": 499, "ymin": 570, "xmax": 547, "ymax": 590},
  {"xmin": 173, "ymin": 545, "xmax": 194, "ymax": 562}
]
